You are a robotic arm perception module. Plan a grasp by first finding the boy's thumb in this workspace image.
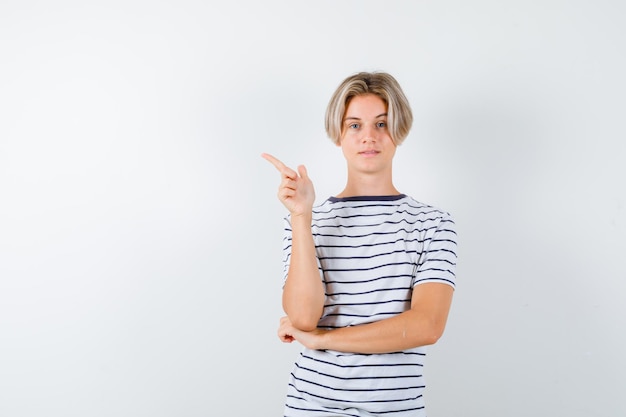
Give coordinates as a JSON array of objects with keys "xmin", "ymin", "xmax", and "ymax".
[{"xmin": 297, "ymin": 165, "xmax": 308, "ymax": 179}]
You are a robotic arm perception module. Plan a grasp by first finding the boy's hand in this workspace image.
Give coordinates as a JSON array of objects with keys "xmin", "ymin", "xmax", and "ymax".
[
  {"xmin": 277, "ymin": 316, "xmax": 327, "ymax": 350},
  {"xmin": 261, "ymin": 153, "xmax": 315, "ymax": 217}
]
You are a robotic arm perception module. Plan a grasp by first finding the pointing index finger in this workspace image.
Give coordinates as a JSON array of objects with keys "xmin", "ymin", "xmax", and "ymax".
[{"xmin": 261, "ymin": 153, "xmax": 295, "ymax": 177}]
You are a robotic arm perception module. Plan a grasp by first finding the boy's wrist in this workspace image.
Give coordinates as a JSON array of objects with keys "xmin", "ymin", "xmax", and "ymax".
[{"xmin": 290, "ymin": 212, "xmax": 313, "ymax": 225}]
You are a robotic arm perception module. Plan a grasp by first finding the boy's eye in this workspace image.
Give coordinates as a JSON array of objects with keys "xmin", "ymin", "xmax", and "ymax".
[
  {"xmin": 376, "ymin": 121, "xmax": 387, "ymax": 128},
  {"xmin": 349, "ymin": 123, "xmax": 359, "ymax": 129}
]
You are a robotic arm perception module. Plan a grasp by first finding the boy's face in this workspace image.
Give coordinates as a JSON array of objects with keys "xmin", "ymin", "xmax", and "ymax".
[{"xmin": 339, "ymin": 93, "xmax": 396, "ymax": 176}]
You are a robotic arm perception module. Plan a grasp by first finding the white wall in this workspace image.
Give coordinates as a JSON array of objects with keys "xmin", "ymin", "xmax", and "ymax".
[{"xmin": 1, "ymin": 1, "xmax": 624, "ymax": 416}]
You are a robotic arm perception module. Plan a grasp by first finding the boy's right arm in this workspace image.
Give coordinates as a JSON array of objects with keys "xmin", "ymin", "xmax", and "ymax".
[
  {"xmin": 262, "ymin": 153, "xmax": 325, "ymax": 331},
  {"xmin": 282, "ymin": 213, "xmax": 325, "ymax": 331}
]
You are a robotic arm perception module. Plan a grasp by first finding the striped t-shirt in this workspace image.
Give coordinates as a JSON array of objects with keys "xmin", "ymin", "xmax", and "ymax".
[{"xmin": 281, "ymin": 194, "xmax": 457, "ymax": 417}]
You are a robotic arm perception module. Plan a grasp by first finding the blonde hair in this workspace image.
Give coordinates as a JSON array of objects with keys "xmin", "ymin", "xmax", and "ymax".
[{"xmin": 325, "ymin": 72, "xmax": 413, "ymax": 145}]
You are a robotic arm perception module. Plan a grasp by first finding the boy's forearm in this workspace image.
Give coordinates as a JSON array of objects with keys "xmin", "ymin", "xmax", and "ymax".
[
  {"xmin": 282, "ymin": 214, "xmax": 325, "ymax": 331},
  {"xmin": 315, "ymin": 284, "xmax": 454, "ymax": 354},
  {"xmin": 317, "ymin": 309, "xmax": 444, "ymax": 354}
]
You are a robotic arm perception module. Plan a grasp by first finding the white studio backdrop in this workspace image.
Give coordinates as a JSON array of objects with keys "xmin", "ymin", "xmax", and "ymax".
[{"xmin": 1, "ymin": 1, "xmax": 624, "ymax": 416}]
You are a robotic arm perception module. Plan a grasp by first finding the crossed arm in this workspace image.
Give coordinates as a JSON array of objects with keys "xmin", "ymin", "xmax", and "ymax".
[
  {"xmin": 278, "ymin": 282, "xmax": 454, "ymax": 354},
  {"xmin": 262, "ymin": 152, "xmax": 454, "ymax": 354}
]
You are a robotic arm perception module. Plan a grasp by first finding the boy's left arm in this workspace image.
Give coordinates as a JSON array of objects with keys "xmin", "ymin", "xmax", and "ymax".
[{"xmin": 278, "ymin": 282, "xmax": 454, "ymax": 353}]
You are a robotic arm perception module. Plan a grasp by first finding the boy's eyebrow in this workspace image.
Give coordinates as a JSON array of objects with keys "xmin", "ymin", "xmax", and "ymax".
[{"xmin": 344, "ymin": 113, "xmax": 388, "ymax": 121}]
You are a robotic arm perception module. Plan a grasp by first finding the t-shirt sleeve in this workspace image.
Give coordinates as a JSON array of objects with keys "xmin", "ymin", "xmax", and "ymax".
[{"xmin": 412, "ymin": 210, "xmax": 457, "ymax": 288}]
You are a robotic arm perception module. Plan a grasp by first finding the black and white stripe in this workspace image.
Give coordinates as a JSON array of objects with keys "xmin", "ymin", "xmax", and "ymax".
[{"xmin": 282, "ymin": 195, "xmax": 457, "ymax": 416}]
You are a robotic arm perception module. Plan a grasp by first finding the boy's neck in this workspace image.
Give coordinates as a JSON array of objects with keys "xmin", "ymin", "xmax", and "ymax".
[{"xmin": 336, "ymin": 174, "xmax": 400, "ymax": 198}]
